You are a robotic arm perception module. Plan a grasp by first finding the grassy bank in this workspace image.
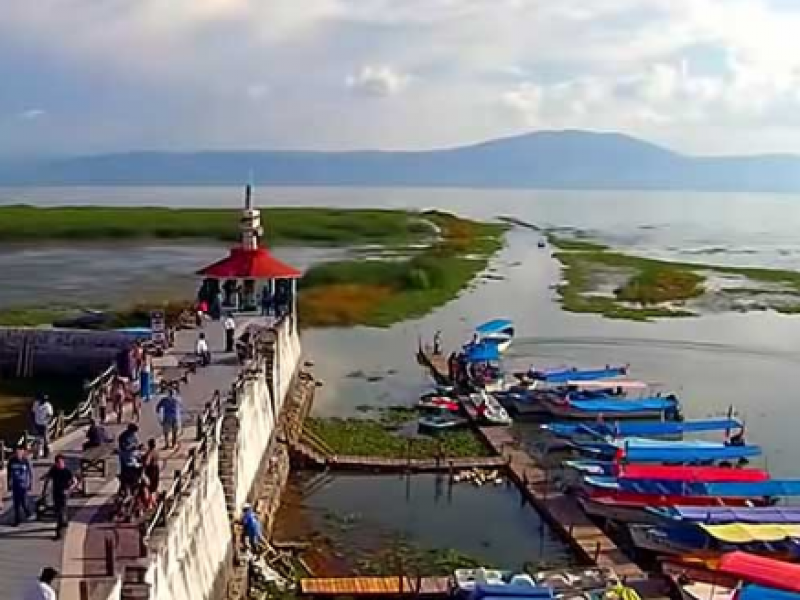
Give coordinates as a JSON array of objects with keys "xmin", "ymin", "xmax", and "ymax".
[
  {"xmin": 0, "ymin": 205, "xmax": 434, "ymax": 246},
  {"xmin": 305, "ymin": 408, "xmax": 493, "ymax": 459},
  {"xmin": 299, "ymin": 211, "xmax": 506, "ymax": 327},
  {"xmin": 549, "ymin": 234, "xmax": 800, "ymax": 321}
]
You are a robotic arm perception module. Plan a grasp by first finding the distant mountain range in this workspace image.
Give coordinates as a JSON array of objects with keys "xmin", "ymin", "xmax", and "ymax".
[{"xmin": 4, "ymin": 130, "xmax": 800, "ymax": 192}]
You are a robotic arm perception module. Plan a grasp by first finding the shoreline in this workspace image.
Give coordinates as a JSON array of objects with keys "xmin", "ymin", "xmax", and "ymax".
[{"xmin": 549, "ymin": 233, "xmax": 800, "ymax": 321}]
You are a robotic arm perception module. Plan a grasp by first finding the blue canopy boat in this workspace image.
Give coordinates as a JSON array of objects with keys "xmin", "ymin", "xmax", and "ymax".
[
  {"xmin": 571, "ymin": 436, "xmax": 751, "ymax": 460},
  {"xmin": 650, "ymin": 506, "xmax": 800, "ymax": 525},
  {"xmin": 544, "ymin": 418, "xmax": 742, "ymax": 440},
  {"xmin": 474, "ymin": 319, "xmax": 515, "ymax": 353},
  {"xmin": 527, "ymin": 365, "xmax": 628, "ymax": 384},
  {"xmin": 576, "ymin": 439, "xmax": 762, "ymax": 464},
  {"xmin": 542, "ymin": 395, "xmax": 682, "ymax": 421},
  {"xmin": 583, "ymin": 476, "xmax": 799, "ymax": 499},
  {"xmin": 740, "ymin": 586, "xmax": 800, "ymax": 600}
]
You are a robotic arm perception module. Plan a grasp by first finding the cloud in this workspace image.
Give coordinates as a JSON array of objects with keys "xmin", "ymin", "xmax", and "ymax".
[
  {"xmin": 346, "ymin": 65, "xmax": 411, "ymax": 97},
  {"xmin": 3, "ymin": 0, "xmax": 800, "ymax": 155},
  {"xmin": 17, "ymin": 109, "xmax": 46, "ymax": 120}
]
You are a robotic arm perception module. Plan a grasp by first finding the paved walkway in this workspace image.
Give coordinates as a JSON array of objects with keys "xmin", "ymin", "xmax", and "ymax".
[{"xmin": 0, "ymin": 315, "xmax": 262, "ymax": 599}]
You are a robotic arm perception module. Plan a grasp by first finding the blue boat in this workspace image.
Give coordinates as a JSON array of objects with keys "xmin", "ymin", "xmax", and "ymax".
[
  {"xmin": 474, "ymin": 319, "xmax": 515, "ymax": 353},
  {"xmin": 651, "ymin": 505, "xmax": 800, "ymax": 525},
  {"xmin": 543, "ymin": 395, "xmax": 681, "ymax": 421},
  {"xmin": 583, "ymin": 476, "xmax": 799, "ymax": 499},
  {"xmin": 544, "ymin": 418, "xmax": 742, "ymax": 440},
  {"xmin": 571, "ymin": 436, "xmax": 750, "ymax": 460},
  {"xmin": 740, "ymin": 586, "xmax": 800, "ymax": 600},
  {"xmin": 527, "ymin": 365, "xmax": 628, "ymax": 384}
]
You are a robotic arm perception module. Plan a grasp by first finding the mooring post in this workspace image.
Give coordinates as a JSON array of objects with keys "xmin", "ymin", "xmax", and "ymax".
[
  {"xmin": 79, "ymin": 580, "xmax": 89, "ymax": 600},
  {"xmin": 105, "ymin": 535, "xmax": 116, "ymax": 576},
  {"xmin": 594, "ymin": 541, "xmax": 602, "ymax": 563}
]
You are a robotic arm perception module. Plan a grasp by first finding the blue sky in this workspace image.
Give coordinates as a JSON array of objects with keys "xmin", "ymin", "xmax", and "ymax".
[{"xmin": 2, "ymin": 0, "xmax": 800, "ymax": 157}]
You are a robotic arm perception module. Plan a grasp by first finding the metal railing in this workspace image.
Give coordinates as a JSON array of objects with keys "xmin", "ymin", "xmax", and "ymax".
[{"xmin": 138, "ymin": 389, "xmax": 222, "ymax": 557}]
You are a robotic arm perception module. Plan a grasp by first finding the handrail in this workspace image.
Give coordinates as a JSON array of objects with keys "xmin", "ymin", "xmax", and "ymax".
[{"xmin": 139, "ymin": 389, "xmax": 222, "ymax": 557}]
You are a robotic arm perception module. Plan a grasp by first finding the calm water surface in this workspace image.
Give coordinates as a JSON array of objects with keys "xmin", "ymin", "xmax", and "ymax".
[
  {"xmin": 273, "ymin": 473, "xmax": 574, "ymax": 574},
  {"xmin": 1, "ymin": 187, "xmax": 800, "ymax": 476}
]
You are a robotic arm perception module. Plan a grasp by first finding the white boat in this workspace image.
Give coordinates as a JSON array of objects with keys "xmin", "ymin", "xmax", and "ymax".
[
  {"xmin": 474, "ymin": 319, "xmax": 515, "ymax": 353},
  {"xmin": 469, "ymin": 391, "xmax": 513, "ymax": 426},
  {"xmin": 577, "ymin": 497, "xmax": 662, "ymax": 524},
  {"xmin": 628, "ymin": 525, "xmax": 697, "ymax": 555},
  {"xmin": 418, "ymin": 409, "xmax": 467, "ymax": 432},
  {"xmin": 680, "ymin": 582, "xmax": 736, "ymax": 600},
  {"xmin": 454, "ymin": 568, "xmax": 509, "ymax": 592}
]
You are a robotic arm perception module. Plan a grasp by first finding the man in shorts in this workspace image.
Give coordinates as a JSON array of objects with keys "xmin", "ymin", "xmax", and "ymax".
[{"xmin": 156, "ymin": 388, "xmax": 183, "ymax": 449}]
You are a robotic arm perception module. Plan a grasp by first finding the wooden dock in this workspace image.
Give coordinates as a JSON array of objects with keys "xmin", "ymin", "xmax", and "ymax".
[
  {"xmin": 416, "ymin": 345, "xmax": 450, "ymax": 385},
  {"xmin": 477, "ymin": 426, "xmax": 645, "ymax": 580},
  {"xmin": 291, "ymin": 436, "xmax": 507, "ymax": 473},
  {"xmin": 299, "ymin": 576, "xmax": 452, "ymax": 597}
]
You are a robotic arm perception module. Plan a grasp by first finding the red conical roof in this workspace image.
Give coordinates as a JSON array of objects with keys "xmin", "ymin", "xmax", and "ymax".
[{"xmin": 197, "ymin": 247, "xmax": 301, "ymax": 279}]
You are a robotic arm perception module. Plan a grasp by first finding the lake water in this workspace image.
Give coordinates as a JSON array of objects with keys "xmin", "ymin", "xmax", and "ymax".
[
  {"xmin": 2, "ymin": 186, "xmax": 800, "ymax": 476},
  {"xmin": 273, "ymin": 473, "xmax": 574, "ymax": 575}
]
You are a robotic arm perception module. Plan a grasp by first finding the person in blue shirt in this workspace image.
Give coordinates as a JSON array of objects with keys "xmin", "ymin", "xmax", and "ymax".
[
  {"xmin": 156, "ymin": 389, "xmax": 183, "ymax": 449},
  {"xmin": 241, "ymin": 503, "xmax": 264, "ymax": 551},
  {"xmin": 7, "ymin": 444, "xmax": 33, "ymax": 525}
]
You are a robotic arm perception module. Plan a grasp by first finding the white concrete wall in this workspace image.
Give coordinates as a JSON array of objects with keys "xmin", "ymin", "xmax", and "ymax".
[
  {"xmin": 147, "ymin": 421, "xmax": 232, "ymax": 600},
  {"xmin": 232, "ymin": 317, "xmax": 301, "ymax": 513}
]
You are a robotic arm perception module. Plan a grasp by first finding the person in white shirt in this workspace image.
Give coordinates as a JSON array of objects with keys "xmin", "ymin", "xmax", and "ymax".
[
  {"xmin": 32, "ymin": 395, "xmax": 54, "ymax": 458},
  {"xmin": 195, "ymin": 332, "xmax": 211, "ymax": 366},
  {"xmin": 223, "ymin": 314, "xmax": 236, "ymax": 352},
  {"xmin": 23, "ymin": 567, "xmax": 58, "ymax": 600}
]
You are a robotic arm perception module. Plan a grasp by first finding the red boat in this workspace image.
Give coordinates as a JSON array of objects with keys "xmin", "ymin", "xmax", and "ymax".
[
  {"xmin": 719, "ymin": 552, "xmax": 800, "ymax": 593},
  {"xmin": 417, "ymin": 395, "xmax": 460, "ymax": 412},
  {"xmin": 617, "ymin": 465, "xmax": 770, "ymax": 483}
]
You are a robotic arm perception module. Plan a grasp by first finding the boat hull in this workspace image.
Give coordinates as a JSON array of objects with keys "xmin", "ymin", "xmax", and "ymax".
[{"xmin": 578, "ymin": 497, "xmax": 664, "ymax": 524}]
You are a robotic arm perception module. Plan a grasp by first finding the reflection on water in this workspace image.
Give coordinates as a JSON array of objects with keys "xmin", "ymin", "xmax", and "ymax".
[{"xmin": 273, "ymin": 473, "xmax": 575, "ymax": 574}]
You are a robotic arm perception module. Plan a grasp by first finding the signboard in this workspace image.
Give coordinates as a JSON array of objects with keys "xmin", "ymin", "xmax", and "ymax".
[{"xmin": 150, "ymin": 310, "xmax": 167, "ymax": 348}]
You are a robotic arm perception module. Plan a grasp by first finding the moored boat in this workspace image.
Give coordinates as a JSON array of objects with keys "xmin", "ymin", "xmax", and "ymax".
[
  {"xmin": 541, "ymin": 394, "xmax": 682, "ymax": 421},
  {"xmin": 469, "ymin": 390, "xmax": 513, "ymax": 426},
  {"xmin": 473, "ymin": 319, "xmax": 515, "ymax": 353},
  {"xmin": 418, "ymin": 408, "xmax": 468, "ymax": 432}
]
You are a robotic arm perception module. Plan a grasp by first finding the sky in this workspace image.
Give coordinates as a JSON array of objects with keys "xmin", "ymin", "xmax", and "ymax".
[{"xmin": 2, "ymin": 0, "xmax": 800, "ymax": 157}]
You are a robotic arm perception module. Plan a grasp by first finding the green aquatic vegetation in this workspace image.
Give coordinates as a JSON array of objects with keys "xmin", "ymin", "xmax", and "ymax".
[
  {"xmin": 550, "ymin": 232, "xmax": 800, "ymax": 321},
  {"xmin": 356, "ymin": 536, "xmax": 489, "ymax": 576},
  {"xmin": 304, "ymin": 417, "xmax": 492, "ymax": 459},
  {"xmin": 299, "ymin": 212, "xmax": 506, "ymax": 328},
  {"xmin": 0, "ymin": 205, "xmax": 434, "ymax": 246}
]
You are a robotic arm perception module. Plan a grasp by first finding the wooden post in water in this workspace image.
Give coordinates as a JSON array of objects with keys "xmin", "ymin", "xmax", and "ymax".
[{"xmin": 105, "ymin": 535, "xmax": 116, "ymax": 576}]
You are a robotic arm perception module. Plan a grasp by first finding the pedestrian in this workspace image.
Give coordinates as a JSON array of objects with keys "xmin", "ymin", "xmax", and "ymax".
[
  {"xmin": 195, "ymin": 332, "xmax": 211, "ymax": 366},
  {"xmin": 7, "ymin": 444, "xmax": 33, "ymax": 526},
  {"xmin": 118, "ymin": 424, "xmax": 143, "ymax": 497},
  {"xmin": 433, "ymin": 330, "xmax": 443, "ymax": 355},
  {"xmin": 156, "ymin": 389, "xmax": 183, "ymax": 449},
  {"xmin": 111, "ymin": 376, "xmax": 127, "ymax": 424},
  {"xmin": 139, "ymin": 352, "xmax": 152, "ymax": 403},
  {"xmin": 83, "ymin": 418, "xmax": 110, "ymax": 450},
  {"xmin": 143, "ymin": 438, "xmax": 161, "ymax": 496},
  {"xmin": 43, "ymin": 454, "xmax": 77, "ymax": 541},
  {"xmin": 223, "ymin": 313, "xmax": 236, "ymax": 352},
  {"xmin": 31, "ymin": 394, "xmax": 54, "ymax": 459},
  {"xmin": 23, "ymin": 567, "xmax": 58, "ymax": 600},
  {"xmin": 241, "ymin": 503, "xmax": 264, "ymax": 551},
  {"xmin": 96, "ymin": 386, "xmax": 108, "ymax": 424}
]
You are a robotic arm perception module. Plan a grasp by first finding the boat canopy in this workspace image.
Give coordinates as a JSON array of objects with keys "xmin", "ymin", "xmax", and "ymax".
[
  {"xmin": 568, "ymin": 397, "xmax": 677, "ymax": 413},
  {"xmin": 704, "ymin": 480, "xmax": 800, "ymax": 498},
  {"xmin": 720, "ymin": 552, "xmax": 800, "ymax": 592},
  {"xmin": 620, "ymin": 443, "xmax": 761, "ymax": 463},
  {"xmin": 661, "ymin": 506, "xmax": 800, "ymax": 524},
  {"xmin": 700, "ymin": 523, "xmax": 800, "ymax": 544},
  {"xmin": 545, "ymin": 418, "xmax": 740, "ymax": 439},
  {"xmin": 476, "ymin": 319, "xmax": 515, "ymax": 335},
  {"xmin": 738, "ymin": 586, "xmax": 800, "ymax": 600},
  {"xmin": 585, "ymin": 474, "xmax": 786, "ymax": 497},
  {"xmin": 464, "ymin": 342, "xmax": 501, "ymax": 363},
  {"xmin": 565, "ymin": 380, "xmax": 648, "ymax": 391},
  {"xmin": 470, "ymin": 583, "xmax": 554, "ymax": 600},
  {"xmin": 530, "ymin": 366, "xmax": 627, "ymax": 383},
  {"xmin": 619, "ymin": 465, "xmax": 770, "ymax": 483}
]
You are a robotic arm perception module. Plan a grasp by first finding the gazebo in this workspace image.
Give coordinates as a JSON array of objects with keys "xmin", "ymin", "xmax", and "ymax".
[{"xmin": 196, "ymin": 185, "xmax": 301, "ymax": 319}]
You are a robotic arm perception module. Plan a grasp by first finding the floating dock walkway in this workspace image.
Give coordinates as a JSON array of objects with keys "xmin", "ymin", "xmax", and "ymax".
[
  {"xmin": 299, "ymin": 576, "xmax": 452, "ymax": 597},
  {"xmin": 416, "ymin": 346, "xmax": 646, "ymax": 581}
]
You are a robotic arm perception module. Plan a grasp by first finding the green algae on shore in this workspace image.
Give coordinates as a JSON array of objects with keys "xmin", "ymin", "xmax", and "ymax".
[
  {"xmin": 549, "ymin": 233, "xmax": 800, "ymax": 321},
  {"xmin": 299, "ymin": 211, "xmax": 506, "ymax": 328},
  {"xmin": 305, "ymin": 407, "xmax": 493, "ymax": 459}
]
